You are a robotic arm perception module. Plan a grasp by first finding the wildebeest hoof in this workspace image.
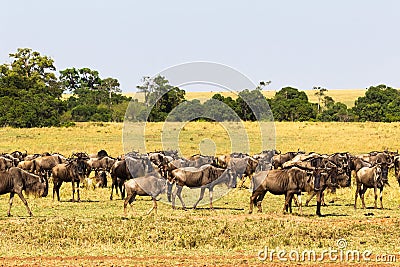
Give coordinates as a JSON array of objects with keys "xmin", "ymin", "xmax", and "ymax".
[{"xmin": 7, "ymin": 213, "xmax": 11, "ymax": 217}]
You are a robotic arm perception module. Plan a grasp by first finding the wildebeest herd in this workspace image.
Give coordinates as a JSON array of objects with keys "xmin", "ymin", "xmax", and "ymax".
[{"xmin": 0, "ymin": 149, "xmax": 398, "ymax": 217}]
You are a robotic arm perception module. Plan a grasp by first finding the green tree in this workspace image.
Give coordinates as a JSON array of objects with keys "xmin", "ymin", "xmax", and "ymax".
[
  {"xmin": 0, "ymin": 48, "xmax": 64, "ymax": 127},
  {"xmin": 270, "ymin": 87, "xmax": 316, "ymax": 121}
]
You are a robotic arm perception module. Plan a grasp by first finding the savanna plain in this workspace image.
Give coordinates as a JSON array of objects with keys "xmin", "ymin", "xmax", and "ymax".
[{"xmin": 1, "ymin": 121, "xmax": 400, "ymax": 266}]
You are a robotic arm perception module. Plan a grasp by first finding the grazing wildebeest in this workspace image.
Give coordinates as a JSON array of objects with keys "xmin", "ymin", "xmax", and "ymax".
[
  {"xmin": 52, "ymin": 159, "xmax": 86, "ymax": 202},
  {"xmin": 249, "ymin": 167, "xmax": 312, "ymax": 214},
  {"xmin": 123, "ymin": 173, "xmax": 166, "ymax": 216},
  {"xmin": 354, "ymin": 164, "xmax": 387, "ymax": 209},
  {"xmin": 110, "ymin": 157, "xmax": 156, "ymax": 200},
  {"xmin": 253, "ymin": 150, "xmax": 280, "ymax": 162},
  {"xmin": 0, "ymin": 167, "xmax": 48, "ymax": 216},
  {"xmin": 0, "ymin": 157, "xmax": 13, "ymax": 171},
  {"xmin": 170, "ymin": 164, "xmax": 236, "ymax": 210},
  {"xmin": 1, "ymin": 154, "xmax": 20, "ymax": 167},
  {"xmin": 10, "ymin": 151, "xmax": 27, "ymax": 161},
  {"xmin": 31, "ymin": 155, "xmax": 66, "ymax": 178}
]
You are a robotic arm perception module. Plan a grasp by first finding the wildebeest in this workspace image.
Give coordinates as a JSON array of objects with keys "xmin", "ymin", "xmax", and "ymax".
[
  {"xmin": 123, "ymin": 173, "xmax": 166, "ymax": 216},
  {"xmin": 354, "ymin": 164, "xmax": 387, "ymax": 209},
  {"xmin": 110, "ymin": 157, "xmax": 156, "ymax": 200},
  {"xmin": 170, "ymin": 164, "xmax": 236, "ymax": 209},
  {"xmin": 272, "ymin": 151, "xmax": 305, "ymax": 169},
  {"xmin": 0, "ymin": 157, "xmax": 13, "ymax": 171},
  {"xmin": 249, "ymin": 167, "xmax": 314, "ymax": 214},
  {"xmin": 0, "ymin": 167, "xmax": 48, "ymax": 216},
  {"xmin": 228, "ymin": 156, "xmax": 258, "ymax": 188},
  {"xmin": 52, "ymin": 159, "xmax": 86, "ymax": 202},
  {"xmin": 86, "ymin": 156, "xmax": 116, "ymax": 174},
  {"xmin": 17, "ymin": 160, "xmax": 33, "ymax": 171},
  {"xmin": 31, "ymin": 155, "xmax": 66, "ymax": 178}
]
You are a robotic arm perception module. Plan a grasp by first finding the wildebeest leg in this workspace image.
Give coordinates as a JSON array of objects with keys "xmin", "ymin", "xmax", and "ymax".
[
  {"xmin": 53, "ymin": 182, "xmax": 62, "ymax": 201},
  {"xmin": 305, "ymin": 191, "xmax": 316, "ymax": 206},
  {"xmin": 76, "ymin": 181, "xmax": 81, "ymax": 202},
  {"xmin": 7, "ymin": 192, "xmax": 15, "ymax": 217},
  {"xmin": 379, "ymin": 188, "xmax": 383, "ymax": 209},
  {"xmin": 256, "ymin": 191, "xmax": 267, "ymax": 213},
  {"xmin": 373, "ymin": 186, "xmax": 378, "ymax": 209},
  {"xmin": 146, "ymin": 197, "xmax": 157, "ymax": 215},
  {"xmin": 316, "ymin": 191, "xmax": 323, "ymax": 216},
  {"xmin": 284, "ymin": 193, "xmax": 293, "ymax": 213},
  {"xmin": 209, "ymin": 188, "xmax": 214, "ymax": 210},
  {"xmin": 193, "ymin": 187, "xmax": 206, "ymax": 209},
  {"xmin": 297, "ymin": 193, "xmax": 303, "ymax": 215},
  {"xmin": 124, "ymin": 192, "xmax": 136, "ymax": 217},
  {"xmin": 71, "ymin": 180, "xmax": 76, "ymax": 202},
  {"xmin": 354, "ymin": 182, "xmax": 362, "ymax": 209},
  {"xmin": 249, "ymin": 191, "xmax": 259, "ymax": 214},
  {"xmin": 175, "ymin": 185, "xmax": 186, "ymax": 210},
  {"xmin": 360, "ymin": 186, "xmax": 368, "ymax": 209},
  {"xmin": 17, "ymin": 192, "xmax": 33, "ymax": 217},
  {"xmin": 166, "ymin": 181, "xmax": 173, "ymax": 202}
]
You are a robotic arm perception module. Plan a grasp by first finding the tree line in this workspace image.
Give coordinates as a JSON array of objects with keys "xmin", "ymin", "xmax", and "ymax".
[{"xmin": 1, "ymin": 48, "xmax": 399, "ymax": 127}]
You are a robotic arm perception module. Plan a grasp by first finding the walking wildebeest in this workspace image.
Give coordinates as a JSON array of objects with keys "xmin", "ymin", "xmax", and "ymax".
[
  {"xmin": 123, "ymin": 173, "xmax": 166, "ymax": 216},
  {"xmin": 110, "ymin": 156, "xmax": 156, "ymax": 200},
  {"xmin": 52, "ymin": 159, "xmax": 86, "ymax": 202},
  {"xmin": 0, "ymin": 167, "xmax": 48, "ymax": 216},
  {"xmin": 170, "ymin": 164, "xmax": 236, "ymax": 210},
  {"xmin": 354, "ymin": 164, "xmax": 387, "ymax": 209},
  {"xmin": 228, "ymin": 156, "xmax": 258, "ymax": 188}
]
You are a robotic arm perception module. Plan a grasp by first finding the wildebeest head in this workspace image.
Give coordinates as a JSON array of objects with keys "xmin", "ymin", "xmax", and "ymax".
[{"xmin": 22, "ymin": 170, "xmax": 48, "ymax": 197}]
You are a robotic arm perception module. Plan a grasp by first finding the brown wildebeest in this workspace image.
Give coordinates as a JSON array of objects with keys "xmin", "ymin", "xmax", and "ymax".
[
  {"xmin": 17, "ymin": 160, "xmax": 33, "ymax": 171},
  {"xmin": 170, "ymin": 164, "xmax": 236, "ymax": 210},
  {"xmin": 86, "ymin": 156, "xmax": 116, "ymax": 174},
  {"xmin": 31, "ymin": 155, "xmax": 66, "ymax": 178},
  {"xmin": 52, "ymin": 159, "xmax": 86, "ymax": 202},
  {"xmin": 0, "ymin": 157, "xmax": 13, "ymax": 171},
  {"xmin": 249, "ymin": 167, "xmax": 312, "ymax": 215},
  {"xmin": 0, "ymin": 167, "xmax": 48, "ymax": 216},
  {"xmin": 272, "ymin": 151, "xmax": 305, "ymax": 169},
  {"xmin": 123, "ymin": 173, "xmax": 166, "ymax": 216},
  {"xmin": 354, "ymin": 164, "xmax": 387, "ymax": 209}
]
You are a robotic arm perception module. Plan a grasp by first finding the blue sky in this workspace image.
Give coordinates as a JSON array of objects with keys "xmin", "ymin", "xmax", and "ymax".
[{"xmin": 1, "ymin": 0, "xmax": 399, "ymax": 92}]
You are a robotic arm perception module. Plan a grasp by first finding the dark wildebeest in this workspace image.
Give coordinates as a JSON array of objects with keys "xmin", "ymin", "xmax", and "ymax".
[
  {"xmin": 110, "ymin": 157, "xmax": 156, "ymax": 200},
  {"xmin": 52, "ymin": 159, "xmax": 86, "ymax": 202},
  {"xmin": 354, "ymin": 164, "xmax": 387, "ymax": 209},
  {"xmin": 86, "ymin": 156, "xmax": 116, "ymax": 174},
  {"xmin": 0, "ymin": 157, "xmax": 13, "ymax": 171},
  {"xmin": 10, "ymin": 151, "xmax": 27, "ymax": 161},
  {"xmin": 170, "ymin": 164, "xmax": 236, "ymax": 210},
  {"xmin": 123, "ymin": 173, "xmax": 166, "ymax": 216},
  {"xmin": 31, "ymin": 155, "xmax": 66, "ymax": 178},
  {"xmin": 1, "ymin": 154, "xmax": 20, "ymax": 167},
  {"xmin": 249, "ymin": 167, "xmax": 313, "ymax": 214},
  {"xmin": 0, "ymin": 167, "xmax": 48, "ymax": 216}
]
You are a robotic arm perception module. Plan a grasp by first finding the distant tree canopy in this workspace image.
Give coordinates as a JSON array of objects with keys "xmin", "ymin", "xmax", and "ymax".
[{"xmin": 1, "ymin": 48, "xmax": 400, "ymax": 127}]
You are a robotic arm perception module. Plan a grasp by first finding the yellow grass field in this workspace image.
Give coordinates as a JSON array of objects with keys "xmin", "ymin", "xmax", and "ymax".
[
  {"xmin": 1, "ymin": 122, "xmax": 400, "ymax": 266},
  {"xmin": 1, "ymin": 121, "xmax": 398, "ymax": 156}
]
